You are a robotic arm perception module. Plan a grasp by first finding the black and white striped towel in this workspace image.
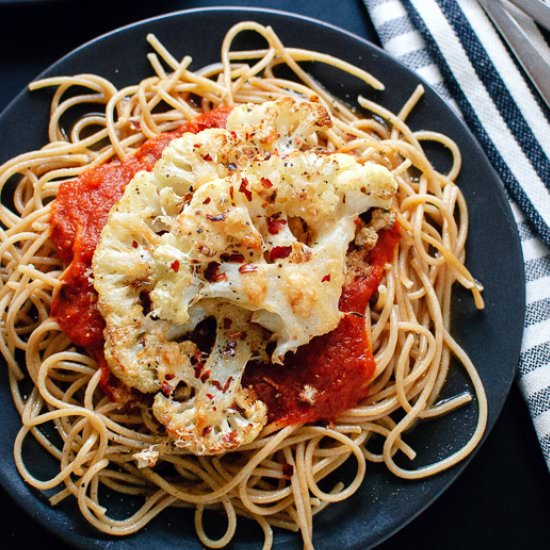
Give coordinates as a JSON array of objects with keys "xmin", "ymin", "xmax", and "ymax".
[{"xmin": 364, "ymin": 0, "xmax": 550, "ymax": 470}]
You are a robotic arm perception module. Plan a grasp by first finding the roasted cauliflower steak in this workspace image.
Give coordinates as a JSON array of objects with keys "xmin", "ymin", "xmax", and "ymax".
[{"xmin": 92, "ymin": 97, "xmax": 397, "ymax": 454}]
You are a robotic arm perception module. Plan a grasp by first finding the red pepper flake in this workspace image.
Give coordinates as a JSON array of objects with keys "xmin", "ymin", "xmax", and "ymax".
[
  {"xmin": 132, "ymin": 240, "xmax": 139, "ymax": 249},
  {"xmin": 211, "ymin": 380, "xmax": 223, "ymax": 391},
  {"xmin": 206, "ymin": 393, "xmax": 214, "ymax": 400},
  {"xmin": 171, "ymin": 260, "xmax": 180, "ymax": 272},
  {"xmin": 354, "ymin": 217, "xmax": 364, "ymax": 228},
  {"xmin": 222, "ymin": 376, "xmax": 234, "ymax": 393},
  {"xmin": 267, "ymin": 215, "xmax": 287, "ymax": 235},
  {"xmin": 193, "ymin": 361, "xmax": 205, "ymax": 379},
  {"xmin": 202, "ymin": 153, "xmax": 212, "ymax": 161},
  {"xmin": 221, "ymin": 253, "xmax": 245, "ymax": 263},
  {"xmin": 161, "ymin": 381, "xmax": 173, "ymax": 396},
  {"xmin": 206, "ymin": 213, "xmax": 225, "ymax": 222},
  {"xmin": 261, "ymin": 177, "xmax": 273, "ymax": 188},
  {"xmin": 229, "ymin": 186, "xmax": 235, "ymax": 202},
  {"xmin": 239, "ymin": 177, "xmax": 252, "ymax": 201},
  {"xmin": 205, "ymin": 262, "xmax": 221, "ymax": 282},
  {"xmin": 165, "ymin": 373, "xmax": 175, "ymax": 380},
  {"xmin": 203, "ymin": 197, "xmax": 211, "ymax": 205},
  {"xmin": 200, "ymin": 370, "xmax": 211, "ymax": 382},
  {"xmin": 269, "ymin": 246, "xmax": 292, "ymax": 262},
  {"xmin": 239, "ymin": 263, "xmax": 258, "ymax": 274},
  {"xmin": 321, "ymin": 274, "xmax": 331, "ymax": 282},
  {"xmin": 222, "ymin": 430, "xmax": 238, "ymax": 444},
  {"xmin": 202, "ymin": 426, "xmax": 212, "ymax": 436}
]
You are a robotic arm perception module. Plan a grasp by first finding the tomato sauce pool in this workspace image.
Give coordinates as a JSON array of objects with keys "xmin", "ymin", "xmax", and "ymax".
[{"xmin": 49, "ymin": 108, "xmax": 399, "ymax": 425}]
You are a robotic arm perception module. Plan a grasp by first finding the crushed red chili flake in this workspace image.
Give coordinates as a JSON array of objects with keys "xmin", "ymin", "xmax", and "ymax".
[
  {"xmin": 211, "ymin": 380, "xmax": 223, "ymax": 391},
  {"xmin": 193, "ymin": 361, "xmax": 205, "ymax": 379},
  {"xmin": 203, "ymin": 197, "xmax": 211, "ymax": 205},
  {"xmin": 229, "ymin": 186, "xmax": 235, "ymax": 201},
  {"xmin": 221, "ymin": 253, "xmax": 245, "ymax": 263},
  {"xmin": 239, "ymin": 263, "xmax": 258, "ymax": 274},
  {"xmin": 170, "ymin": 260, "xmax": 180, "ymax": 272},
  {"xmin": 321, "ymin": 274, "xmax": 331, "ymax": 282},
  {"xmin": 206, "ymin": 393, "xmax": 214, "ymax": 400},
  {"xmin": 261, "ymin": 177, "xmax": 273, "ymax": 188},
  {"xmin": 202, "ymin": 153, "xmax": 213, "ymax": 161},
  {"xmin": 206, "ymin": 213, "xmax": 225, "ymax": 222},
  {"xmin": 269, "ymin": 246, "xmax": 292, "ymax": 262},
  {"xmin": 161, "ymin": 381, "xmax": 173, "ymax": 396},
  {"xmin": 222, "ymin": 376, "xmax": 234, "ymax": 393},
  {"xmin": 202, "ymin": 426, "xmax": 212, "ymax": 436},
  {"xmin": 239, "ymin": 177, "xmax": 252, "ymax": 201},
  {"xmin": 204, "ymin": 263, "xmax": 216, "ymax": 280},
  {"xmin": 165, "ymin": 373, "xmax": 175, "ymax": 380},
  {"xmin": 204, "ymin": 262, "xmax": 226, "ymax": 282},
  {"xmin": 132, "ymin": 240, "xmax": 138, "ymax": 249},
  {"xmin": 222, "ymin": 430, "xmax": 238, "ymax": 444},
  {"xmin": 267, "ymin": 215, "xmax": 287, "ymax": 235}
]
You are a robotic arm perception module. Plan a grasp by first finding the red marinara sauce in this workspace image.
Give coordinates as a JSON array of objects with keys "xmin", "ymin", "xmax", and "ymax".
[
  {"xmin": 49, "ymin": 107, "xmax": 400, "ymax": 423},
  {"xmin": 50, "ymin": 107, "xmax": 232, "ymax": 351},
  {"xmin": 243, "ymin": 223, "xmax": 400, "ymax": 427}
]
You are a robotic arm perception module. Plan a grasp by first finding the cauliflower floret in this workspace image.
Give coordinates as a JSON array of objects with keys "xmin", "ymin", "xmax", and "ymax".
[
  {"xmin": 226, "ymin": 95, "xmax": 331, "ymax": 153},
  {"xmin": 152, "ymin": 304, "xmax": 267, "ymax": 455},
  {"xmin": 93, "ymin": 97, "xmax": 397, "ymax": 454},
  {"xmin": 133, "ymin": 445, "xmax": 160, "ymax": 469}
]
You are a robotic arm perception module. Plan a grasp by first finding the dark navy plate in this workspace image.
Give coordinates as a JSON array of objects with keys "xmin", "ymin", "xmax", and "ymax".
[{"xmin": 0, "ymin": 7, "xmax": 524, "ymax": 550}]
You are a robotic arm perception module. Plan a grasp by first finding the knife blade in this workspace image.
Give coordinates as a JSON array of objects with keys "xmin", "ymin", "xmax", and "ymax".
[
  {"xmin": 507, "ymin": 0, "xmax": 550, "ymax": 32},
  {"xmin": 479, "ymin": 0, "xmax": 550, "ymax": 109}
]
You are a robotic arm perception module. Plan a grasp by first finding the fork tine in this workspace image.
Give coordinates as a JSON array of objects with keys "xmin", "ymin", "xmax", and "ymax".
[
  {"xmin": 506, "ymin": 0, "xmax": 550, "ymax": 32},
  {"xmin": 479, "ymin": 0, "xmax": 550, "ymax": 109}
]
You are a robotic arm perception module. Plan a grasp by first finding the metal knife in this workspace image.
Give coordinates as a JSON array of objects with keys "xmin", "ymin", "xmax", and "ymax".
[{"xmin": 478, "ymin": 0, "xmax": 550, "ymax": 109}]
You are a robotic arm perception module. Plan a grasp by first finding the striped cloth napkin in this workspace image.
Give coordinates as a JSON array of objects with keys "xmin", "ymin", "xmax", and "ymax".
[{"xmin": 364, "ymin": 0, "xmax": 550, "ymax": 470}]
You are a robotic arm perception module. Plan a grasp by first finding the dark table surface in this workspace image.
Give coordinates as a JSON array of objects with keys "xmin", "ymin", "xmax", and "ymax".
[{"xmin": 1, "ymin": 1, "xmax": 549, "ymax": 549}]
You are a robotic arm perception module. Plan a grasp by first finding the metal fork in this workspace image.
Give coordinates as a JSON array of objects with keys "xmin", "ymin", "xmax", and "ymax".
[{"xmin": 478, "ymin": 0, "xmax": 550, "ymax": 109}]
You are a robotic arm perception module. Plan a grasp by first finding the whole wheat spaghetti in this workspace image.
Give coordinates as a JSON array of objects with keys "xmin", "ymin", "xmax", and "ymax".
[{"xmin": 0, "ymin": 21, "xmax": 486, "ymax": 549}]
